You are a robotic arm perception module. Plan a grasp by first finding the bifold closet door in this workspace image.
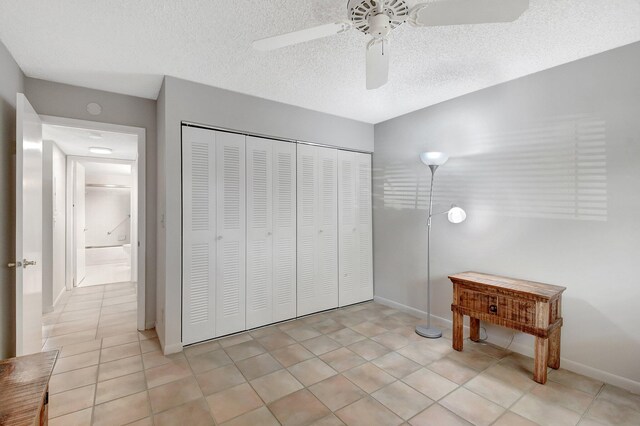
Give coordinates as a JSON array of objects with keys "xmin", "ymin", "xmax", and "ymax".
[
  {"xmin": 272, "ymin": 141, "xmax": 297, "ymax": 322},
  {"xmin": 297, "ymin": 144, "xmax": 338, "ymax": 316},
  {"xmin": 182, "ymin": 126, "xmax": 217, "ymax": 345},
  {"xmin": 215, "ymin": 132, "xmax": 246, "ymax": 336},
  {"xmin": 246, "ymin": 137, "xmax": 297, "ymax": 329},
  {"xmin": 339, "ymin": 151, "xmax": 373, "ymax": 307}
]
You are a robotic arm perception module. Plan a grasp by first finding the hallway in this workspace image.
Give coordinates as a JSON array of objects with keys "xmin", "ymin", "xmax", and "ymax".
[{"xmin": 42, "ymin": 282, "xmax": 139, "ymax": 352}]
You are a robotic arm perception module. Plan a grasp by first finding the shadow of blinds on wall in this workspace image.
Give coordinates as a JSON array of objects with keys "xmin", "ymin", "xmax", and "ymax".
[{"xmin": 376, "ymin": 114, "xmax": 607, "ymax": 221}]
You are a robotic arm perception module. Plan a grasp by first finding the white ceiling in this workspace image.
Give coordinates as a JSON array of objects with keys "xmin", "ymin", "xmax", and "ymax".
[
  {"xmin": 1, "ymin": 0, "xmax": 639, "ymax": 123},
  {"xmin": 43, "ymin": 124, "xmax": 138, "ymax": 160}
]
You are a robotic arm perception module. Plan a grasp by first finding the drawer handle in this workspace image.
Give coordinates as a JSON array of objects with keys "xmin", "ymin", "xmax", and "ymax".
[{"xmin": 489, "ymin": 305, "xmax": 498, "ymax": 313}]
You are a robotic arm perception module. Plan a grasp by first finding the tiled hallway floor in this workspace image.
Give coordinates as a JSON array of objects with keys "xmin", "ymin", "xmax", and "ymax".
[{"xmin": 42, "ymin": 287, "xmax": 640, "ymax": 425}]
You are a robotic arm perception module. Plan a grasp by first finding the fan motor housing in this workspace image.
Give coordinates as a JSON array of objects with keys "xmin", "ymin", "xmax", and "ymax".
[{"xmin": 347, "ymin": 0, "xmax": 410, "ymax": 34}]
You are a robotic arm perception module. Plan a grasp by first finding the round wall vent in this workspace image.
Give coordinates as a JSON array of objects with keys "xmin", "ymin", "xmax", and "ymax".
[{"xmin": 87, "ymin": 102, "xmax": 103, "ymax": 116}]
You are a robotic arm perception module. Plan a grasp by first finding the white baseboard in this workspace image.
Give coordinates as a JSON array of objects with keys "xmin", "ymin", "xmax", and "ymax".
[
  {"xmin": 374, "ymin": 296, "xmax": 640, "ymax": 394},
  {"xmin": 162, "ymin": 342, "xmax": 183, "ymax": 356},
  {"xmin": 156, "ymin": 324, "xmax": 183, "ymax": 355}
]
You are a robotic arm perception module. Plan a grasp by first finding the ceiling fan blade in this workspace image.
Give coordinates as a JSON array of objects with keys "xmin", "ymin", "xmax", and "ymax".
[
  {"xmin": 410, "ymin": 0, "xmax": 529, "ymax": 27},
  {"xmin": 253, "ymin": 21, "xmax": 352, "ymax": 51},
  {"xmin": 366, "ymin": 38, "xmax": 389, "ymax": 90}
]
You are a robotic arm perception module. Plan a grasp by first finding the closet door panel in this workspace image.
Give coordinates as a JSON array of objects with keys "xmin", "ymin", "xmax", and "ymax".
[
  {"xmin": 246, "ymin": 137, "xmax": 273, "ymax": 329},
  {"xmin": 273, "ymin": 141, "xmax": 297, "ymax": 322},
  {"xmin": 356, "ymin": 153, "xmax": 373, "ymax": 301},
  {"xmin": 316, "ymin": 146, "xmax": 339, "ymax": 312},
  {"xmin": 296, "ymin": 144, "xmax": 318, "ymax": 316},
  {"xmin": 338, "ymin": 150, "xmax": 359, "ymax": 307},
  {"xmin": 215, "ymin": 132, "xmax": 246, "ymax": 336},
  {"xmin": 182, "ymin": 126, "xmax": 216, "ymax": 345}
]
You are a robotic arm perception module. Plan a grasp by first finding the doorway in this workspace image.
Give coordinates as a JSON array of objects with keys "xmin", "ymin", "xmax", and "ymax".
[
  {"xmin": 71, "ymin": 159, "xmax": 135, "ymax": 287},
  {"xmin": 40, "ymin": 116, "xmax": 147, "ymax": 340}
]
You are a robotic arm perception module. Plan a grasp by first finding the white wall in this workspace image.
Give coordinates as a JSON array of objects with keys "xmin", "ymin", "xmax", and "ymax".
[
  {"xmin": 85, "ymin": 188, "xmax": 131, "ymax": 247},
  {"xmin": 373, "ymin": 42, "xmax": 640, "ymax": 392},
  {"xmin": 52, "ymin": 143, "xmax": 66, "ymax": 307},
  {"xmin": 42, "ymin": 141, "xmax": 66, "ymax": 312},
  {"xmin": 83, "ymin": 162, "xmax": 132, "ymax": 247},
  {"xmin": 156, "ymin": 76, "xmax": 375, "ymax": 353},
  {"xmin": 0, "ymin": 39, "xmax": 24, "ymax": 358}
]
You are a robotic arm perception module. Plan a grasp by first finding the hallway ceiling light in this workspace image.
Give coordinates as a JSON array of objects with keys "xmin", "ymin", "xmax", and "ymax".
[{"xmin": 89, "ymin": 147, "xmax": 113, "ymax": 155}]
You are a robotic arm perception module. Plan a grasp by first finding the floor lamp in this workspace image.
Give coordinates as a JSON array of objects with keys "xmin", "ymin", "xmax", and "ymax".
[{"xmin": 415, "ymin": 152, "xmax": 467, "ymax": 339}]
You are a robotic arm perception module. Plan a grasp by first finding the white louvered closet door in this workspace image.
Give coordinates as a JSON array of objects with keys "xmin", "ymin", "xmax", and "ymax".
[
  {"xmin": 356, "ymin": 152, "xmax": 373, "ymax": 302},
  {"xmin": 272, "ymin": 141, "xmax": 297, "ymax": 322},
  {"xmin": 338, "ymin": 150, "xmax": 358, "ymax": 307},
  {"xmin": 316, "ymin": 146, "xmax": 339, "ymax": 312},
  {"xmin": 182, "ymin": 126, "xmax": 217, "ymax": 345},
  {"xmin": 339, "ymin": 151, "xmax": 373, "ymax": 306},
  {"xmin": 296, "ymin": 144, "xmax": 318, "ymax": 316},
  {"xmin": 246, "ymin": 137, "xmax": 274, "ymax": 329},
  {"xmin": 215, "ymin": 132, "xmax": 246, "ymax": 336}
]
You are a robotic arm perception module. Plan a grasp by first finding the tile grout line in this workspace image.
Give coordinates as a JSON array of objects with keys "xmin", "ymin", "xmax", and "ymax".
[
  {"xmin": 89, "ymin": 288, "xmax": 105, "ymax": 426},
  {"xmin": 577, "ymin": 382, "xmax": 606, "ymax": 425}
]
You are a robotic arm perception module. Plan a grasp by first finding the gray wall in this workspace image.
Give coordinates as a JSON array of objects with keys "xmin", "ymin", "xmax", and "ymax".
[
  {"xmin": 157, "ymin": 76, "xmax": 374, "ymax": 352},
  {"xmin": 25, "ymin": 78, "xmax": 158, "ymax": 328},
  {"xmin": 373, "ymin": 42, "xmax": 640, "ymax": 391},
  {"xmin": 0, "ymin": 40, "xmax": 24, "ymax": 359}
]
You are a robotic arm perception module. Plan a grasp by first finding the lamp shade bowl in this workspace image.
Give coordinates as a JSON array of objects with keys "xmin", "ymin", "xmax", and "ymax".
[
  {"xmin": 420, "ymin": 151, "xmax": 449, "ymax": 167},
  {"xmin": 447, "ymin": 207, "xmax": 467, "ymax": 224}
]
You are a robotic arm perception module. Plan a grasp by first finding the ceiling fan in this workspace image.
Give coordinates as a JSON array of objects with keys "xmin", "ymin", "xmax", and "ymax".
[{"xmin": 253, "ymin": 0, "xmax": 529, "ymax": 90}]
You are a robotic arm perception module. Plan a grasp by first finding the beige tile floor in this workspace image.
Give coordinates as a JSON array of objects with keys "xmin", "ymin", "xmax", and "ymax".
[{"xmin": 42, "ymin": 284, "xmax": 640, "ymax": 426}]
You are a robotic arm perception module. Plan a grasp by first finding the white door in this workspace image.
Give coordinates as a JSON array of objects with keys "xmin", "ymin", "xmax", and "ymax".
[
  {"xmin": 356, "ymin": 153, "xmax": 373, "ymax": 301},
  {"xmin": 297, "ymin": 144, "xmax": 319, "ymax": 316},
  {"xmin": 272, "ymin": 141, "xmax": 297, "ymax": 322},
  {"xmin": 338, "ymin": 151, "xmax": 358, "ymax": 306},
  {"xmin": 246, "ymin": 137, "xmax": 274, "ymax": 329},
  {"xmin": 316, "ymin": 146, "xmax": 339, "ymax": 311},
  {"xmin": 297, "ymin": 144, "xmax": 338, "ymax": 316},
  {"xmin": 15, "ymin": 93, "xmax": 43, "ymax": 356},
  {"xmin": 75, "ymin": 162, "xmax": 86, "ymax": 285},
  {"xmin": 339, "ymin": 151, "xmax": 373, "ymax": 306},
  {"xmin": 215, "ymin": 132, "xmax": 246, "ymax": 336},
  {"xmin": 246, "ymin": 137, "xmax": 297, "ymax": 328},
  {"xmin": 182, "ymin": 126, "xmax": 217, "ymax": 345}
]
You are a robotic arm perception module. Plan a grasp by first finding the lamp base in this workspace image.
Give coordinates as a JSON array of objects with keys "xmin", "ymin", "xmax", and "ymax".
[{"xmin": 415, "ymin": 325, "xmax": 442, "ymax": 339}]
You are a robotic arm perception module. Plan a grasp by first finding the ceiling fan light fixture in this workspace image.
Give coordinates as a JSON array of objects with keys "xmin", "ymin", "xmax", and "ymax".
[{"xmin": 252, "ymin": 0, "xmax": 530, "ymax": 89}]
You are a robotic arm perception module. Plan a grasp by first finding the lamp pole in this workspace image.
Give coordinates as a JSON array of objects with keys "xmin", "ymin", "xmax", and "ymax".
[{"xmin": 416, "ymin": 164, "xmax": 443, "ymax": 338}]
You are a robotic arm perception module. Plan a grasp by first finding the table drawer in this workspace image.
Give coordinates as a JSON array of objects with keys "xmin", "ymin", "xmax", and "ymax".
[
  {"xmin": 458, "ymin": 288, "xmax": 536, "ymax": 326},
  {"xmin": 458, "ymin": 288, "xmax": 498, "ymax": 314}
]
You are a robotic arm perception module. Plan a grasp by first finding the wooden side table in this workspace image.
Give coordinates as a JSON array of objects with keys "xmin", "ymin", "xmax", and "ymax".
[
  {"xmin": 0, "ymin": 350, "xmax": 58, "ymax": 425},
  {"xmin": 448, "ymin": 272, "xmax": 566, "ymax": 384}
]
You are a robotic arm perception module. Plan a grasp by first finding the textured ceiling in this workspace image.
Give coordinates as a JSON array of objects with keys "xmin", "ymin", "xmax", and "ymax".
[{"xmin": 1, "ymin": 0, "xmax": 639, "ymax": 123}]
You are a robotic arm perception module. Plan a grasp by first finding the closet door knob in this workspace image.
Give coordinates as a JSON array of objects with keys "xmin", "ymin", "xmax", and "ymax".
[
  {"xmin": 267, "ymin": 231, "xmax": 272, "ymax": 236},
  {"xmin": 217, "ymin": 236, "xmax": 223, "ymax": 240}
]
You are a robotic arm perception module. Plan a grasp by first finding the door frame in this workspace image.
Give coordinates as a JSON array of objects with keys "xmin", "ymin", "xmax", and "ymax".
[{"xmin": 41, "ymin": 115, "xmax": 147, "ymax": 331}]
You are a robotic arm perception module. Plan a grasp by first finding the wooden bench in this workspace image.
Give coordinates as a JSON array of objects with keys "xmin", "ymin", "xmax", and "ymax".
[
  {"xmin": 449, "ymin": 272, "xmax": 566, "ymax": 384},
  {"xmin": 0, "ymin": 350, "xmax": 58, "ymax": 425}
]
